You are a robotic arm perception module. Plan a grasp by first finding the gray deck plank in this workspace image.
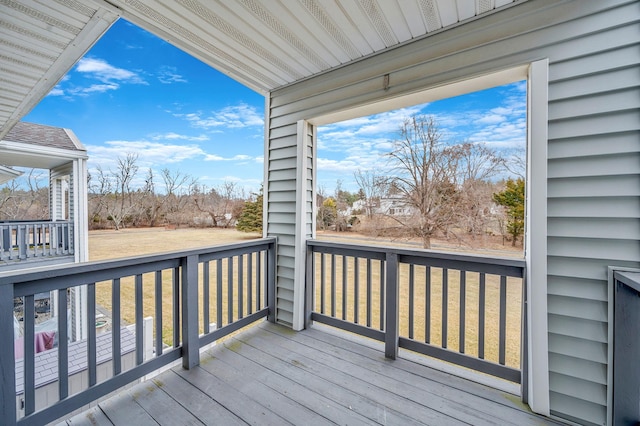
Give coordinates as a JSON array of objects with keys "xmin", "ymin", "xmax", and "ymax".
[
  {"xmin": 233, "ymin": 325, "xmax": 464, "ymax": 425},
  {"xmin": 222, "ymin": 328, "xmax": 427, "ymax": 425},
  {"xmin": 175, "ymin": 364, "xmax": 292, "ymax": 426},
  {"xmin": 264, "ymin": 322, "xmax": 545, "ymax": 426},
  {"xmin": 197, "ymin": 344, "xmax": 333, "ymax": 426},
  {"xmin": 152, "ymin": 370, "xmax": 247, "ymax": 426},
  {"xmin": 212, "ymin": 339, "xmax": 376, "ymax": 426},
  {"xmin": 60, "ymin": 406, "xmax": 114, "ymax": 426},
  {"xmin": 302, "ymin": 323, "xmax": 534, "ymax": 413},
  {"xmin": 126, "ymin": 378, "xmax": 204, "ymax": 426},
  {"xmin": 97, "ymin": 388, "xmax": 159, "ymax": 426},
  {"xmin": 62, "ymin": 321, "xmax": 563, "ymax": 426}
]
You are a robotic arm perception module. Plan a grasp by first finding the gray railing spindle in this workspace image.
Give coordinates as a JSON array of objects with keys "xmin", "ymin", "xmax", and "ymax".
[
  {"xmin": 57, "ymin": 288, "xmax": 68, "ymax": 399},
  {"xmin": 87, "ymin": 284, "xmax": 97, "ymax": 387},
  {"xmin": 135, "ymin": 274, "xmax": 144, "ymax": 365},
  {"xmin": 499, "ymin": 275, "xmax": 507, "ymax": 365},
  {"xmin": 479, "ymin": 273, "xmax": 486, "ymax": 359},
  {"xmin": 384, "ymin": 252, "xmax": 399, "ymax": 359},
  {"xmin": 154, "ymin": 271, "xmax": 163, "ymax": 357},
  {"xmin": 442, "ymin": 268, "xmax": 448, "ymax": 349},
  {"xmin": 425, "ymin": 266, "xmax": 431, "ymax": 344},
  {"xmin": 459, "ymin": 271, "xmax": 466, "ymax": 354},
  {"xmin": 408, "ymin": 264, "xmax": 414, "ymax": 339},
  {"xmin": 216, "ymin": 259, "xmax": 223, "ymax": 329},
  {"xmin": 203, "ymin": 261, "xmax": 210, "ymax": 333},
  {"xmin": 112, "ymin": 278, "xmax": 122, "ymax": 374},
  {"xmin": 342, "ymin": 255, "xmax": 347, "ymax": 320},
  {"xmin": 238, "ymin": 255, "xmax": 244, "ymax": 319},
  {"xmin": 24, "ymin": 295, "xmax": 35, "ymax": 415}
]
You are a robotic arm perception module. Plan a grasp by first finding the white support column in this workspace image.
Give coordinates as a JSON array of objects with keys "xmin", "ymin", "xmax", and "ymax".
[{"xmin": 525, "ymin": 58, "xmax": 550, "ymax": 416}]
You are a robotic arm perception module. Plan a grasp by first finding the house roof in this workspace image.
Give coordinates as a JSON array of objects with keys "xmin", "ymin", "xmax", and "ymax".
[
  {"xmin": 4, "ymin": 122, "xmax": 84, "ymax": 152},
  {"xmin": 0, "ymin": 122, "xmax": 87, "ymax": 170},
  {"xmin": 0, "ymin": 0, "xmax": 525, "ymax": 140}
]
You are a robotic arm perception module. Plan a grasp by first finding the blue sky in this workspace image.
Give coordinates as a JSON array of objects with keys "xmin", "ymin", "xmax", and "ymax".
[{"xmin": 23, "ymin": 19, "xmax": 525, "ymax": 195}]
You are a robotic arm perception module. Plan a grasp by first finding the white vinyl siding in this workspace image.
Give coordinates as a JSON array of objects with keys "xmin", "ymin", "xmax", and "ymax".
[{"xmin": 266, "ymin": 1, "xmax": 639, "ymax": 424}]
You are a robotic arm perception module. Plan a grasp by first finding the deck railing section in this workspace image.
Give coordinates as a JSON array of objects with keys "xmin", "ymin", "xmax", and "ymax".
[
  {"xmin": 0, "ymin": 221, "xmax": 73, "ymax": 262},
  {"xmin": 306, "ymin": 240, "xmax": 525, "ymax": 383},
  {"xmin": 0, "ymin": 238, "xmax": 276, "ymax": 426}
]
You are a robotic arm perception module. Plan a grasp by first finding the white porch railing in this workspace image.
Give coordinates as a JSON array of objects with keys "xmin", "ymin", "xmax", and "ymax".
[{"xmin": 0, "ymin": 221, "xmax": 73, "ymax": 263}]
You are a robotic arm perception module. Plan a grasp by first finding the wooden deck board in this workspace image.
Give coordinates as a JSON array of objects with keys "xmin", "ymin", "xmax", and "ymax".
[{"xmin": 62, "ymin": 321, "xmax": 564, "ymax": 426}]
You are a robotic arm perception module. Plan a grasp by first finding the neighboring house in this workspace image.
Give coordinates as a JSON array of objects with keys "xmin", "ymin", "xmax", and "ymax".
[
  {"xmin": 344, "ymin": 197, "xmax": 416, "ymax": 217},
  {"xmin": 0, "ymin": 122, "xmax": 92, "ymax": 353},
  {"xmin": 0, "ymin": 1, "xmax": 638, "ymax": 425}
]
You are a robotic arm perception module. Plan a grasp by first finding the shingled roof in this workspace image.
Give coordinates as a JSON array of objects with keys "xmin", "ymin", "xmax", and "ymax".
[{"xmin": 2, "ymin": 122, "xmax": 84, "ymax": 152}]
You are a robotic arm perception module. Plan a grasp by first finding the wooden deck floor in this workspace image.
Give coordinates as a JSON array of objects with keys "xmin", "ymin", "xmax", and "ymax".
[{"xmin": 59, "ymin": 321, "xmax": 563, "ymax": 426}]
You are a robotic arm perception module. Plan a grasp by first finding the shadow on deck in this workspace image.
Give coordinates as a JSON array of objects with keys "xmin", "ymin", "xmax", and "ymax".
[{"xmin": 60, "ymin": 321, "xmax": 562, "ymax": 426}]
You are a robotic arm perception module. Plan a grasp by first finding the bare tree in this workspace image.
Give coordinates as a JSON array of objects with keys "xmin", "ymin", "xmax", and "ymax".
[
  {"xmin": 386, "ymin": 115, "xmax": 462, "ymax": 249},
  {"xmin": 192, "ymin": 181, "xmax": 244, "ymax": 228},
  {"xmin": 92, "ymin": 154, "xmax": 140, "ymax": 230},
  {"xmin": 456, "ymin": 143, "xmax": 505, "ymax": 239},
  {"xmin": 353, "ymin": 169, "xmax": 386, "ymax": 219}
]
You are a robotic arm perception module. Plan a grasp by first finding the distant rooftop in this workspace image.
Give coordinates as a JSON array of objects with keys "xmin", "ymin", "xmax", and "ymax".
[{"xmin": 3, "ymin": 122, "xmax": 84, "ymax": 153}]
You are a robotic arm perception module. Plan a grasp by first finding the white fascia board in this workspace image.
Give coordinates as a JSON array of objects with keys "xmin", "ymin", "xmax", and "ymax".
[
  {"xmin": 0, "ymin": 165, "xmax": 23, "ymax": 185},
  {"xmin": 64, "ymin": 128, "xmax": 87, "ymax": 151},
  {"xmin": 0, "ymin": 141, "xmax": 88, "ymax": 161}
]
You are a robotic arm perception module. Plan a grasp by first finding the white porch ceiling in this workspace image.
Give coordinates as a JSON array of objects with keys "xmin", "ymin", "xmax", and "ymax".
[{"xmin": 0, "ymin": 0, "xmax": 523, "ymax": 139}]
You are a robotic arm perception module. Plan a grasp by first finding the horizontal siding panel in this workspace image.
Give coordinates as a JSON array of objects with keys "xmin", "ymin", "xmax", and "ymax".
[
  {"xmin": 277, "ymin": 288, "xmax": 294, "ymax": 305},
  {"xmin": 268, "ymin": 157, "xmax": 297, "ymax": 171},
  {"xmin": 277, "ymin": 244, "xmax": 295, "ymax": 258},
  {"xmin": 550, "ymin": 391, "xmax": 606, "ymax": 426},
  {"xmin": 266, "ymin": 201, "xmax": 295, "ymax": 213},
  {"xmin": 548, "ymin": 217, "xmax": 640, "ymax": 240},
  {"xmin": 548, "ymin": 314, "xmax": 607, "ymax": 343},
  {"xmin": 548, "ymin": 109, "xmax": 638, "ymax": 140},
  {"xmin": 548, "ymin": 353, "xmax": 608, "ymax": 386},
  {"xmin": 267, "ymin": 223, "xmax": 295, "ymax": 235},
  {"xmin": 268, "ymin": 169, "xmax": 296, "ymax": 182},
  {"xmin": 547, "ymin": 174, "xmax": 640, "ymax": 196},
  {"xmin": 277, "ymin": 268, "xmax": 294, "ymax": 285},
  {"xmin": 277, "ymin": 253, "xmax": 295, "ymax": 270},
  {"xmin": 276, "ymin": 309, "xmax": 293, "ymax": 326},
  {"xmin": 269, "ymin": 123, "xmax": 297, "ymax": 140},
  {"xmin": 548, "ymin": 68, "xmax": 638, "ymax": 102},
  {"xmin": 548, "ymin": 130, "xmax": 639, "ymax": 159},
  {"xmin": 268, "ymin": 180, "xmax": 296, "ymax": 192},
  {"xmin": 548, "ymin": 196, "xmax": 640, "ymax": 218},
  {"xmin": 269, "ymin": 146, "xmax": 297, "ymax": 161},
  {"xmin": 549, "ymin": 44, "xmax": 639, "ymax": 82},
  {"xmin": 548, "ymin": 333, "xmax": 607, "ymax": 364},
  {"xmin": 548, "ymin": 295, "xmax": 607, "ymax": 323},
  {"xmin": 549, "ymin": 372, "xmax": 607, "ymax": 406},
  {"xmin": 548, "ymin": 237, "xmax": 640, "ymax": 262},
  {"xmin": 546, "ymin": 276, "xmax": 608, "ymax": 302},
  {"xmin": 273, "ymin": 234, "xmax": 294, "ymax": 247},
  {"xmin": 267, "ymin": 212, "xmax": 296, "ymax": 224},
  {"xmin": 268, "ymin": 191, "xmax": 296, "ymax": 203},
  {"xmin": 547, "ymin": 258, "xmax": 616, "ymax": 282}
]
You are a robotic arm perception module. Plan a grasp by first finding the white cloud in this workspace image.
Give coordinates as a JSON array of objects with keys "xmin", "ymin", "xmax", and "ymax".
[
  {"xmin": 76, "ymin": 58, "xmax": 146, "ymax": 85},
  {"xmin": 151, "ymin": 132, "xmax": 209, "ymax": 142},
  {"xmin": 204, "ymin": 153, "xmax": 258, "ymax": 162},
  {"xmin": 176, "ymin": 103, "xmax": 264, "ymax": 129},
  {"xmin": 157, "ymin": 66, "xmax": 187, "ymax": 84}
]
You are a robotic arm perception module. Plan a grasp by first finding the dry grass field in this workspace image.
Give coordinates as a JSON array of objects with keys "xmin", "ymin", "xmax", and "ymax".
[{"xmin": 88, "ymin": 227, "xmax": 523, "ymax": 367}]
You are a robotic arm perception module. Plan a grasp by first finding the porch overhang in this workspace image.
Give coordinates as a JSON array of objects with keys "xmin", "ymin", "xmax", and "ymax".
[{"xmin": 0, "ymin": 0, "xmax": 525, "ymax": 139}]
